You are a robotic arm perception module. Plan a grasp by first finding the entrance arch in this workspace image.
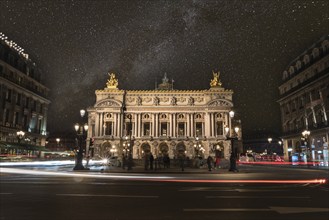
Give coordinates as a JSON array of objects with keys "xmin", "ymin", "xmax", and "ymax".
[
  {"xmin": 176, "ymin": 142, "xmax": 186, "ymax": 157},
  {"xmin": 101, "ymin": 141, "xmax": 112, "ymax": 157},
  {"xmin": 213, "ymin": 142, "xmax": 224, "ymax": 158},
  {"xmin": 159, "ymin": 142, "xmax": 169, "ymax": 156},
  {"xmin": 141, "ymin": 142, "xmax": 151, "ymax": 157}
]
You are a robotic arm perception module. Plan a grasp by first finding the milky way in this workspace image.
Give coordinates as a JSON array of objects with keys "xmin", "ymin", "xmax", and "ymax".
[{"xmin": 0, "ymin": 0, "xmax": 328, "ymax": 138}]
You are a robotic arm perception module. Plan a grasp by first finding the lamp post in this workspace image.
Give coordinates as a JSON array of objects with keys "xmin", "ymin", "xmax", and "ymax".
[
  {"xmin": 226, "ymin": 112, "xmax": 240, "ymax": 172},
  {"xmin": 73, "ymin": 109, "xmax": 89, "ymax": 170},
  {"xmin": 56, "ymin": 138, "xmax": 60, "ymax": 151},
  {"xmin": 194, "ymin": 136, "xmax": 202, "ymax": 158},
  {"xmin": 123, "ymin": 136, "xmax": 130, "ymax": 157},
  {"xmin": 126, "ymin": 114, "xmax": 133, "ymax": 170},
  {"xmin": 110, "ymin": 145, "xmax": 117, "ymax": 157},
  {"xmin": 302, "ymin": 130, "xmax": 311, "ymax": 163},
  {"xmin": 16, "ymin": 130, "xmax": 25, "ymax": 143}
]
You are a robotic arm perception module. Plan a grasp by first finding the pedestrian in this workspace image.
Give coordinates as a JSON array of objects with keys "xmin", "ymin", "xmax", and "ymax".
[
  {"xmin": 179, "ymin": 154, "xmax": 185, "ymax": 171},
  {"xmin": 122, "ymin": 154, "xmax": 126, "ymax": 169},
  {"xmin": 229, "ymin": 153, "xmax": 238, "ymax": 172},
  {"xmin": 149, "ymin": 153, "xmax": 154, "ymax": 170},
  {"xmin": 215, "ymin": 157, "xmax": 220, "ymax": 169},
  {"xmin": 207, "ymin": 156, "xmax": 213, "ymax": 171},
  {"xmin": 144, "ymin": 154, "xmax": 149, "ymax": 170}
]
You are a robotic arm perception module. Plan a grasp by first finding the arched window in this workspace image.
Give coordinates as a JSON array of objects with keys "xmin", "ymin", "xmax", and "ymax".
[
  {"xmin": 143, "ymin": 114, "xmax": 150, "ymax": 119},
  {"xmin": 312, "ymin": 48, "xmax": 319, "ymax": 59},
  {"xmin": 321, "ymin": 40, "xmax": 329, "ymax": 53},
  {"xmin": 195, "ymin": 114, "xmax": 202, "ymax": 119},
  {"xmin": 303, "ymin": 54, "xmax": 310, "ymax": 66},
  {"xmin": 282, "ymin": 71, "xmax": 288, "ymax": 80},
  {"xmin": 289, "ymin": 66, "xmax": 295, "ymax": 76},
  {"xmin": 296, "ymin": 60, "xmax": 302, "ymax": 71}
]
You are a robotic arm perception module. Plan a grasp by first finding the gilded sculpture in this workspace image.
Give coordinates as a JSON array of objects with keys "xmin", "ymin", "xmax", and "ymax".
[
  {"xmin": 210, "ymin": 71, "xmax": 222, "ymax": 87},
  {"xmin": 106, "ymin": 72, "xmax": 119, "ymax": 89}
]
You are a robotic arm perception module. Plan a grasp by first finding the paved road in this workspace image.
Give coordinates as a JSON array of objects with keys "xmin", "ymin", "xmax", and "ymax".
[{"xmin": 1, "ymin": 165, "xmax": 328, "ymax": 220}]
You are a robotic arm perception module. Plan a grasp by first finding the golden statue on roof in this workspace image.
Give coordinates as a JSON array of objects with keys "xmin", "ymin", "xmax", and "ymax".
[
  {"xmin": 106, "ymin": 72, "xmax": 119, "ymax": 89},
  {"xmin": 210, "ymin": 71, "xmax": 222, "ymax": 87}
]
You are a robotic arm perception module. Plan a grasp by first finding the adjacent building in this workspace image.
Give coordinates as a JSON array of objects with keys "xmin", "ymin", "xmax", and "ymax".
[
  {"xmin": 0, "ymin": 33, "xmax": 50, "ymax": 156},
  {"xmin": 278, "ymin": 35, "xmax": 329, "ymax": 166},
  {"xmin": 87, "ymin": 71, "xmax": 242, "ymax": 161}
]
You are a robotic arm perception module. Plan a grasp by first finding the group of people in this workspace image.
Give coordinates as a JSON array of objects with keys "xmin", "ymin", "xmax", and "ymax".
[
  {"xmin": 144, "ymin": 153, "xmax": 171, "ymax": 170},
  {"xmin": 206, "ymin": 156, "xmax": 221, "ymax": 171}
]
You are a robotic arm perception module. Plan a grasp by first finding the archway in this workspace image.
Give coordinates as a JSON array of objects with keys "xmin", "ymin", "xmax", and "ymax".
[
  {"xmin": 176, "ymin": 142, "xmax": 186, "ymax": 157},
  {"xmin": 101, "ymin": 141, "xmax": 112, "ymax": 157},
  {"xmin": 213, "ymin": 142, "xmax": 224, "ymax": 158},
  {"xmin": 141, "ymin": 142, "xmax": 151, "ymax": 157},
  {"xmin": 159, "ymin": 142, "xmax": 169, "ymax": 156}
]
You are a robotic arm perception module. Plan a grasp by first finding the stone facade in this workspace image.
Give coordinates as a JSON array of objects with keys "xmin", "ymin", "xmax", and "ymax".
[
  {"xmin": 0, "ymin": 34, "xmax": 50, "ymax": 149},
  {"xmin": 278, "ymin": 35, "xmax": 329, "ymax": 165},
  {"xmin": 87, "ymin": 72, "xmax": 241, "ymax": 161}
]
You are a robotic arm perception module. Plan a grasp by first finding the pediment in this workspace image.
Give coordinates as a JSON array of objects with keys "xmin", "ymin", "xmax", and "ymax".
[
  {"xmin": 208, "ymin": 99, "xmax": 233, "ymax": 107},
  {"xmin": 95, "ymin": 99, "xmax": 122, "ymax": 107}
]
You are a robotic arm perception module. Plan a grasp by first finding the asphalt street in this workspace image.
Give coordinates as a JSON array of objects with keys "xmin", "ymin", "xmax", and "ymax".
[{"xmin": 1, "ymin": 164, "xmax": 328, "ymax": 220}]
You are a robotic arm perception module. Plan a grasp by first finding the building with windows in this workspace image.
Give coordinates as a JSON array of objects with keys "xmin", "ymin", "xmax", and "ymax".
[
  {"xmin": 0, "ymin": 33, "xmax": 50, "ymax": 156},
  {"xmin": 87, "ymin": 71, "xmax": 241, "ymax": 161},
  {"xmin": 278, "ymin": 35, "xmax": 329, "ymax": 166}
]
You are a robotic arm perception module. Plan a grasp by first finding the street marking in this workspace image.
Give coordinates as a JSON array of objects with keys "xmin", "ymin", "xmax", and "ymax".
[
  {"xmin": 184, "ymin": 208, "xmax": 272, "ymax": 212},
  {"xmin": 184, "ymin": 207, "xmax": 329, "ymax": 214},
  {"xmin": 0, "ymin": 193, "xmax": 13, "ymax": 195},
  {"xmin": 56, "ymin": 193, "xmax": 159, "ymax": 198},
  {"xmin": 206, "ymin": 196, "xmax": 310, "ymax": 199},
  {"xmin": 179, "ymin": 187, "xmax": 289, "ymax": 192},
  {"xmin": 270, "ymin": 206, "xmax": 329, "ymax": 214}
]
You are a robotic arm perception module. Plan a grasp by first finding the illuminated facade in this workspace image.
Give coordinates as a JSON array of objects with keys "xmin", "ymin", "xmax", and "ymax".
[
  {"xmin": 0, "ymin": 33, "xmax": 50, "ymax": 150},
  {"xmin": 87, "ymin": 71, "xmax": 241, "ymax": 160},
  {"xmin": 278, "ymin": 35, "xmax": 329, "ymax": 166}
]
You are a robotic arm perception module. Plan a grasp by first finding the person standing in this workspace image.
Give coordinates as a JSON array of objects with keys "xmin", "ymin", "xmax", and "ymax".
[
  {"xmin": 207, "ymin": 156, "xmax": 213, "ymax": 171},
  {"xmin": 179, "ymin": 154, "xmax": 185, "ymax": 171},
  {"xmin": 149, "ymin": 153, "xmax": 154, "ymax": 170},
  {"xmin": 215, "ymin": 157, "xmax": 220, "ymax": 169}
]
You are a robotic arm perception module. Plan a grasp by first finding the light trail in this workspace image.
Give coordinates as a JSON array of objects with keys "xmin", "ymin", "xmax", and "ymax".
[
  {"xmin": 238, "ymin": 161, "xmax": 326, "ymax": 166},
  {"xmin": 0, "ymin": 159, "xmax": 105, "ymax": 167},
  {"xmin": 0, "ymin": 167, "xmax": 327, "ymax": 184}
]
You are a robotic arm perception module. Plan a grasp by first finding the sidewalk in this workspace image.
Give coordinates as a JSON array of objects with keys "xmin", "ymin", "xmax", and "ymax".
[{"xmin": 87, "ymin": 164, "xmax": 243, "ymax": 174}]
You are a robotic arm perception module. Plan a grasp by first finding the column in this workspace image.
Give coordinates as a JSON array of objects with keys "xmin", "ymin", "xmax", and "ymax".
[
  {"xmin": 187, "ymin": 114, "xmax": 190, "ymax": 137},
  {"xmin": 100, "ymin": 113, "xmax": 104, "ymax": 136},
  {"xmin": 209, "ymin": 113, "xmax": 213, "ymax": 137},
  {"xmin": 155, "ymin": 113, "xmax": 159, "ymax": 137},
  {"xmin": 134, "ymin": 113, "xmax": 138, "ymax": 137},
  {"xmin": 190, "ymin": 113, "xmax": 195, "ymax": 137},
  {"xmin": 322, "ymin": 104, "xmax": 328, "ymax": 124},
  {"xmin": 95, "ymin": 113, "xmax": 100, "ymax": 137},
  {"xmin": 173, "ymin": 114, "xmax": 176, "ymax": 137},
  {"xmin": 169, "ymin": 114, "xmax": 172, "ymax": 137},
  {"xmin": 311, "ymin": 107, "xmax": 317, "ymax": 125}
]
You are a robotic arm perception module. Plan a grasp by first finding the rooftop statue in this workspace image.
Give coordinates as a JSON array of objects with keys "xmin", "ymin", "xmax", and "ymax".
[
  {"xmin": 106, "ymin": 72, "xmax": 118, "ymax": 89},
  {"xmin": 210, "ymin": 71, "xmax": 222, "ymax": 87}
]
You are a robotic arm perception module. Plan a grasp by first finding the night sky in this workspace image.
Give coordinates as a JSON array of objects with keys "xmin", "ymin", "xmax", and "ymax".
[{"xmin": 0, "ymin": 0, "xmax": 328, "ymax": 138}]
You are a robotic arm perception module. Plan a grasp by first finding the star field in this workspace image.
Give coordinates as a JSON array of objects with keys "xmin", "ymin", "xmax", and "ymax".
[{"xmin": 0, "ymin": 0, "xmax": 328, "ymax": 138}]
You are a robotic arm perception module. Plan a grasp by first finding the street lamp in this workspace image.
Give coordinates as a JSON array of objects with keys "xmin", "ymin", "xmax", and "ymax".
[
  {"xmin": 56, "ymin": 138, "xmax": 60, "ymax": 151},
  {"xmin": 194, "ymin": 136, "xmax": 205, "ymax": 158},
  {"xmin": 123, "ymin": 136, "xmax": 130, "ymax": 157},
  {"xmin": 226, "ymin": 123, "xmax": 240, "ymax": 172},
  {"xmin": 302, "ymin": 130, "xmax": 311, "ymax": 162},
  {"xmin": 16, "ymin": 130, "xmax": 25, "ymax": 143},
  {"xmin": 268, "ymin": 137, "xmax": 272, "ymax": 143},
  {"xmin": 110, "ymin": 145, "xmax": 117, "ymax": 157},
  {"xmin": 73, "ymin": 109, "xmax": 89, "ymax": 170}
]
